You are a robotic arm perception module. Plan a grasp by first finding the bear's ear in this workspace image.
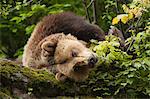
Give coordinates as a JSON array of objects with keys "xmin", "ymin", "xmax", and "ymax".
[
  {"xmin": 41, "ymin": 41, "xmax": 56, "ymax": 52},
  {"xmin": 55, "ymin": 72, "xmax": 68, "ymax": 82}
]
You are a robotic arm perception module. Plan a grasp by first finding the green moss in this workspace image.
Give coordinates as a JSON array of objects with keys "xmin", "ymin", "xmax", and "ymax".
[
  {"xmin": 0, "ymin": 92, "xmax": 12, "ymax": 99},
  {"xmin": 0, "ymin": 60, "xmax": 83, "ymax": 97},
  {"xmin": 0, "ymin": 61, "xmax": 21, "ymax": 78},
  {"xmin": 21, "ymin": 67, "xmax": 58, "ymax": 84},
  {"xmin": 0, "ymin": 60, "xmax": 58, "ymax": 83},
  {"xmin": 0, "ymin": 87, "xmax": 12, "ymax": 99}
]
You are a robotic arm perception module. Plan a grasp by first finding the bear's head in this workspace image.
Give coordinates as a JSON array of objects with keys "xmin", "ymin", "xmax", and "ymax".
[
  {"xmin": 54, "ymin": 34, "xmax": 98, "ymax": 82},
  {"xmin": 40, "ymin": 33, "xmax": 98, "ymax": 82}
]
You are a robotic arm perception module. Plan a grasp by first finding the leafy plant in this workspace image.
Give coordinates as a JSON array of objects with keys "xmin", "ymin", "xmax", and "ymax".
[
  {"xmin": 86, "ymin": 28, "xmax": 150, "ymax": 97},
  {"xmin": 0, "ymin": 0, "xmax": 71, "ymax": 58},
  {"xmin": 85, "ymin": 0, "xmax": 150, "ymax": 97}
]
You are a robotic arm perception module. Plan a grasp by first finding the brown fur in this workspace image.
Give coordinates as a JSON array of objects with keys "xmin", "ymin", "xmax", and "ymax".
[
  {"xmin": 23, "ymin": 33, "xmax": 96, "ymax": 81},
  {"xmin": 25, "ymin": 12, "xmax": 105, "ymax": 53},
  {"xmin": 55, "ymin": 36, "xmax": 96, "ymax": 81},
  {"xmin": 22, "ymin": 12, "xmax": 102, "ymax": 81}
]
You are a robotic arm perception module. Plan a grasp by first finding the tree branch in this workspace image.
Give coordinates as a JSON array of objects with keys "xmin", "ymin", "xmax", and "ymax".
[
  {"xmin": 87, "ymin": 0, "xmax": 94, "ymax": 8},
  {"xmin": 114, "ymin": 0, "xmax": 124, "ymax": 35},
  {"xmin": 126, "ymin": 16, "xmax": 142, "ymax": 52},
  {"xmin": 82, "ymin": 0, "xmax": 92, "ymax": 23},
  {"xmin": 92, "ymin": 0, "xmax": 98, "ymax": 25}
]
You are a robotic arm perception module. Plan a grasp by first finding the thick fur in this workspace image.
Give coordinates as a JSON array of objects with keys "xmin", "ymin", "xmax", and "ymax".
[
  {"xmin": 23, "ymin": 12, "xmax": 104, "ymax": 81},
  {"xmin": 55, "ymin": 35, "xmax": 96, "ymax": 81},
  {"xmin": 24, "ymin": 12, "xmax": 105, "ymax": 55},
  {"xmin": 23, "ymin": 33, "xmax": 96, "ymax": 81},
  {"xmin": 23, "ymin": 33, "xmax": 65, "ymax": 68}
]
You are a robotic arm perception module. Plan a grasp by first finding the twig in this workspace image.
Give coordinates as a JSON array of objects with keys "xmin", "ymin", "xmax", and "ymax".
[
  {"xmin": 9, "ymin": 0, "xmax": 33, "ymax": 12},
  {"xmin": 0, "ymin": 49, "xmax": 8, "ymax": 55},
  {"xmin": 115, "ymin": 0, "xmax": 119, "ymax": 14},
  {"xmin": 87, "ymin": 0, "xmax": 94, "ymax": 8},
  {"xmin": 82, "ymin": 0, "xmax": 92, "ymax": 23},
  {"xmin": 125, "ymin": 25, "xmax": 134, "ymax": 34},
  {"xmin": 114, "ymin": 0, "xmax": 124, "ymax": 37},
  {"xmin": 126, "ymin": 36, "xmax": 135, "ymax": 52},
  {"xmin": 135, "ymin": 15, "xmax": 142, "ymax": 33},
  {"xmin": 92, "ymin": 0, "xmax": 98, "ymax": 25},
  {"xmin": 125, "ymin": 18, "xmax": 135, "ymax": 34},
  {"xmin": 126, "ymin": 16, "xmax": 142, "ymax": 52}
]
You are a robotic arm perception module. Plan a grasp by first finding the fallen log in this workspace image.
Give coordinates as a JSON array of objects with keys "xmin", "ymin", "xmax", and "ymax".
[{"xmin": 0, "ymin": 60, "xmax": 90, "ymax": 98}]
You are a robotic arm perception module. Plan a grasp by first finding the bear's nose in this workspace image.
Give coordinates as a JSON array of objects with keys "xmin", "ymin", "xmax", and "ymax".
[{"xmin": 88, "ymin": 54, "xmax": 98, "ymax": 68}]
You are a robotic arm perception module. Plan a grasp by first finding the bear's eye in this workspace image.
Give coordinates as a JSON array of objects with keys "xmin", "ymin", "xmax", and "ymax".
[
  {"xmin": 72, "ymin": 50, "xmax": 78, "ymax": 57},
  {"xmin": 60, "ymin": 59, "xmax": 67, "ymax": 64}
]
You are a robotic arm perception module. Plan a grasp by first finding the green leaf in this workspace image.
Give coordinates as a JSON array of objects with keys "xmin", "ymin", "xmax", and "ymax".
[
  {"xmin": 121, "ymin": 83, "xmax": 127, "ymax": 87},
  {"xmin": 134, "ymin": 62, "xmax": 141, "ymax": 69},
  {"xmin": 146, "ymin": 87, "xmax": 150, "ymax": 96},
  {"xmin": 114, "ymin": 87, "xmax": 122, "ymax": 95},
  {"xmin": 128, "ymin": 73, "xmax": 134, "ymax": 78},
  {"xmin": 10, "ymin": 17, "xmax": 21, "ymax": 21},
  {"xmin": 127, "ymin": 79, "xmax": 133, "ymax": 84},
  {"xmin": 25, "ymin": 25, "xmax": 35, "ymax": 35},
  {"xmin": 143, "ymin": 58, "xmax": 150, "ymax": 66},
  {"xmin": 128, "ymin": 67, "xmax": 136, "ymax": 71},
  {"xmin": 12, "ymin": 29, "xmax": 17, "ymax": 33}
]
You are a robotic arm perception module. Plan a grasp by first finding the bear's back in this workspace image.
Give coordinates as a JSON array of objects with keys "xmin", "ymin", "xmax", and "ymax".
[
  {"xmin": 27, "ymin": 12, "xmax": 105, "ymax": 50},
  {"xmin": 23, "ymin": 12, "xmax": 105, "ymax": 66}
]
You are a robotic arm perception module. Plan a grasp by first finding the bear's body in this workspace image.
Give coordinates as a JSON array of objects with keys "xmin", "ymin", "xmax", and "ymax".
[{"xmin": 23, "ymin": 12, "xmax": 104, "ymax": 81}]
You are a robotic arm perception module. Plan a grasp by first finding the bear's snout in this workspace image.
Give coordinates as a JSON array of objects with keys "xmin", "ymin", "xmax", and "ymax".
[{"xmin": 88, "ymin": 54, "xmax": 98, "ymax": 68}]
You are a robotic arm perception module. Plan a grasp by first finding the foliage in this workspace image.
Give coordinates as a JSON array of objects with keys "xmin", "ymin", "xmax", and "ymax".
[
  {"xmin": 84, "ymin": 0, "xmax": 150, "ymax": 97},
  {"xmin": 0, "ymin": 0, "xmax": 72, "ymax": 58},
  {"xmin": 111, "ymin": 0, "xmax": 150, "ymax": 36},
  {"xmin": 112, "ymin": 0, "xmax": 150, "ymax": 25},
  {"xmin": 86, "ymin": 28, "xmax": 150, "ymax": 97},
  {"xmin": 0, "ymin": 0, "xmax": 150, "ymax": 98},
  {"xmin": 0, "ymin": 0, "xmax": 132, "ymax": 58},
  {"xmin": 0, "ymin": 0, "xmax": 137, "ymax": 58}
]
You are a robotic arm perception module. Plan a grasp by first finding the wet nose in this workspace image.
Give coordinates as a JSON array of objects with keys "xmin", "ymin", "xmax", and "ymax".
[{"xmin": 88, "ymin": 54, "xmax": 98, "ymax": 68}]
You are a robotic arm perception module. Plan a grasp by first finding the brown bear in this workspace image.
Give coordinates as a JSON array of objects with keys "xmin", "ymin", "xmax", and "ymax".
[
  {"xmin": 23, "ymin": 33, "xmax": 98, "ymax": 81},
  {"xmin": 23, "ymin": 12, "xmax": 105, "ymax": 81}
]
